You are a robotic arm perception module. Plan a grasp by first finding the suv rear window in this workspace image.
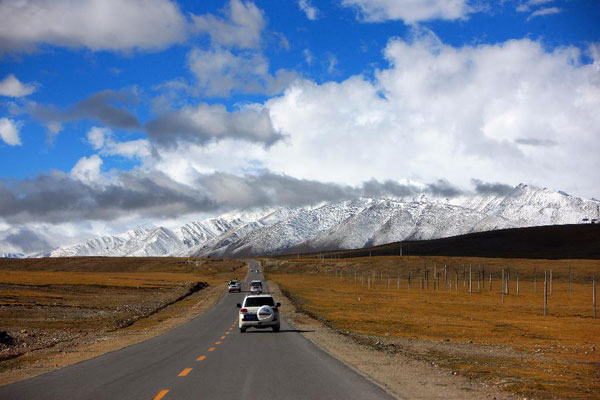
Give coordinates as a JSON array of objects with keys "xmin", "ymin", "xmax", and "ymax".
[{"xmin": 244, "ymin": 297, "xmax": 274, "ymax": 307}]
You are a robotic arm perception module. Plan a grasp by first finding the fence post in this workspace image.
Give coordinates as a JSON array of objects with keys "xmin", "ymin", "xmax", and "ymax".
[
  {"xmin": 550, "ymin": 269, "xmax": 553, "ymax": 296},
  {"xmin": 593, "ymin": 276, "xmax": 596, "ymax": 320},
  {"xmin": 506, "ymin": 268, "xmax": 510, "ymax": 295},
  {"xmin": 477, "ymin": 266, "xmax": 481, "ymax": 292},
  {"xmin": 469, "ymin": 265, "xmax": 472, "ymax": 293},
  {"xmin": 455, "ymin": 270, "xmax": 458, "ymax": 291},
  {"xmin": 544, "ymin": 270, "xmax": 548, "ymax": 317},
  {"xmin": 516, "ymin": 272, "xmax": 519, "ymax": 295},
  {"xmin": 408, "ymin": 273, "xmax": 411, "ymax": 290},
  {"xmin": 482, "ymin": 266, "xmax": 485, "ymax": 289},
  {"xmin": 489, "ymin": 273, "xmax": 492, "ymax": 291},
  {"xmin": 501, "ymin": 269, "xmax": 504, "ymax": 303}
]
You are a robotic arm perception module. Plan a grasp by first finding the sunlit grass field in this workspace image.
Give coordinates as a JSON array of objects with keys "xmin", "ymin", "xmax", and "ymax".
[
  {"xmin": 265, "ymin": 256, "xmax": 600, "ymax": 399},
  {"xmin": 0, "ymin": 257, "xmax": 245, "ymax": 368}
]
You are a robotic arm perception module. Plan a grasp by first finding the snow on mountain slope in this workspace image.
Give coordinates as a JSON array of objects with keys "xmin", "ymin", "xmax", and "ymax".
[
  {"xmin": 218, "ymin": 198, "xmax": 373, "ymax": 256},
  {"xmin": 297, "ymin": 200, "xmax": 515, "ymax": 252},
  {"xmin": 450, "ymin": 184, "xmax": 600, "ymax": 226},
  {"xmin": 1, "ymin": 253, "xmax": 25, "ymax": 258},
  {"xmin": 190, "ymin": 207, "xmax": 300, "ymax": 257},
  {"xmin": 37, "ymin": 183, "xmax": 599, "ymax": 258}
]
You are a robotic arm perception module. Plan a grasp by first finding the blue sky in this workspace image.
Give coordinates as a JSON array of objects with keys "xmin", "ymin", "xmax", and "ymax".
[{"xmin": 0, "ymin": 0, "xmax": 599, "ymax": 252}]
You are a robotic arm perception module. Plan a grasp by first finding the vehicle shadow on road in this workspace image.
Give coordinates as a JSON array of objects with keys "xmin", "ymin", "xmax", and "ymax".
[{"xmin": 245, "ymin": 329, "xmax": 315, "ymax": 333}]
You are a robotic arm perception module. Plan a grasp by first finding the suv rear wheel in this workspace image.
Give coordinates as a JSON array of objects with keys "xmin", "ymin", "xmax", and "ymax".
[{"xmin": 240, "ymin": 327, "xmax": 247, "ymax": 333}]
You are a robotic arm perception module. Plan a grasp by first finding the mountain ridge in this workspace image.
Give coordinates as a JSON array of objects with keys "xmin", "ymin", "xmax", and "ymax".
[{"xmin": 13, "ymin": 183, "xmax": 600, "ymax": 259}]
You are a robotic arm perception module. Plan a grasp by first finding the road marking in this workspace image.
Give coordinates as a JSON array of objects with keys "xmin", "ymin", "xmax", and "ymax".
[
  {"xmin": 196, "ymin": 355, "xmax": 206, "ymax": 361},
  {"xmin": 208, "ymin": 347, "xmax": 215, "ymax": 352},
  {"xmin": 178, "ymin": 368, "xmax": 192, "ymax": 377},
  {"xmin": 220, "ymin": 335, "xmax": 226, "ymax": 339},
  {"xmin": 153, "ymin": 389, "xmax": 169, "ymax": 400},
  {"xmin": 225, "ymin": 331, "xmax": 230, "ymax": 335},
  {"xmin": 215, "ymin": 341, "xmax": 222, "ymax": 345}
]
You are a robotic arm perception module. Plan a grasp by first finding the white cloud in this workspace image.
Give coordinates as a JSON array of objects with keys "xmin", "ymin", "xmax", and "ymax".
[
  {"xmin": 0, "ymin": 74, "xmax": 36, "ymax": 97},
  {"xmin": 298, "ymin": 0, "xmax": 319, "ymax": 20},
  {"xmin": 187, "ymin": 47, "xmax": 297, "ymax": 97},
  {"xmin": 0, "ymin": 0, "xmax": 187, "ymax": 53},
  {"xmin": 145, "ymin": 102, "xmax": 284, "ymax": 147},
  {"xmin": 70, "ymin": 154, "xmax": 103, "ymax": 183},
  {"xmin": 341, "ymin": 0, "xmax": 472, "ymax": 23},
  {"xmin": 517, "ymin": 0, "xmax": 554, "ymax": 12},
  {"xmin": 259, "ymin": 33, "xmax": 600, "ymax": 198},
  {"xmin": 192, "ymin": 0, "xmax": 265, "ymax": 49},
  {"xmin": 86, "ymin": 126, "xmax": 151, "ymax": 159},
  {"xmin": 528, "ymin": 7, "xmax": 562, "ymax": 19},
  {"xmin": 0, "ymin": 118, "xmax": 22, "ymax": 145},
  {"xmin": 303, "ymin": 49, "xmax": 314, "ymax": 65}
]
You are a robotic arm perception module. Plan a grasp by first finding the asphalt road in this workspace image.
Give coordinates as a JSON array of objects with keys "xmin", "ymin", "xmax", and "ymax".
[{"xmin": 0, "ymin": 260, "xmax": 395, "ymax": 400}]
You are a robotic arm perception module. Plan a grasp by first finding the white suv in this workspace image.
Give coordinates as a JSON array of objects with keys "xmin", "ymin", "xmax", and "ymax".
[
  {"xmin": 237, "ymin": 294, "xmax": 281, "ymax": 332},
  {"xmin": 249, "ymin": 280, "xmax": 263, "ymax": 294}
]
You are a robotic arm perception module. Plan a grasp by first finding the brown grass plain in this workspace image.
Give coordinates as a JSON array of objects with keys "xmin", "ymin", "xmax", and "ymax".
[
  {"xmin": 264, "ymin": 256, "xmax": 600, "ymax": 399},
  {"xmin": 0, "ymin": 257, "xmax": 245, "ymax": 384}
]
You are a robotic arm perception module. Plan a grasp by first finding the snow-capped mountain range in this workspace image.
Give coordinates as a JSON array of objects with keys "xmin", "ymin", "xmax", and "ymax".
[{"xmin": 18, "ymin": 184, "xmax": 600, "ymax": 258}]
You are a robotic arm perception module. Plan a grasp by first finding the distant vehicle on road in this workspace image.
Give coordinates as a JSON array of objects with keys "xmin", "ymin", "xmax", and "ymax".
[
  {"xmin": 228, "ymin": 281, "xmax": 241, "ymax": 293},
  {"xmin": 249, "ymin": 280, "xmax": 263, "ymax": 294},
  {"xmin": 237, "ymin": 294, "xmax": 281, "ymax": 332}
]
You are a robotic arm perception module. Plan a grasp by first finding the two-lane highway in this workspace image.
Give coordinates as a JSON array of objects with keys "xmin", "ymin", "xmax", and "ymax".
[{"xmin": 0, "ymin": 261, "xmax": 395, "ymax": 400}]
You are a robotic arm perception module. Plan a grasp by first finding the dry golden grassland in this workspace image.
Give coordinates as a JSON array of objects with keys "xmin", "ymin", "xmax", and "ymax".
[
  {"xmin": 265, "ymin": 256, "xmax": 600, "ymax": 399},
  {"xmin": 0, "ymin": 257, "xmax": 245, "ymax": 382}
]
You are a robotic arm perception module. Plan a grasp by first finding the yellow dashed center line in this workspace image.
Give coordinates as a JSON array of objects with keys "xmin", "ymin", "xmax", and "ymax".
[
  {"xmin": 208, "ymin": 347, "xmax": 215, "ymax": 352},
  {"xmin": 153, "ymin": 389, "xmax": 169, "ymax": 400},
  {"xmin": 178, "ymin": 368, "xmax": 192, "ymax": 377},
  {"xmin": 220, "ymin": 336, "xmax": 226, "ymax": 339},
  {"xmin": 196, "ymin": 355, "xmax": 206, "ymax": 361},
  {"xmin": 225, "ymin": 331, "xmax": 230, "ymax": 335},
  {"xmin": 215, "ymin": 341, "xmax": 222, "ymax": 345}
]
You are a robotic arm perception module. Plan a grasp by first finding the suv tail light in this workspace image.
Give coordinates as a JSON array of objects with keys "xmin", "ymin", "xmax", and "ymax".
[{"xmin": 240, "ymin": 308, "xmax": 248, "ymax": 313}]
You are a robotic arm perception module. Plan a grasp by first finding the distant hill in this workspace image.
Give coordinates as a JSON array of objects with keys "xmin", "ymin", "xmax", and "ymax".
[{"xmin": 287, "ymin": 224, "xmax": 600, "ymax": 260}]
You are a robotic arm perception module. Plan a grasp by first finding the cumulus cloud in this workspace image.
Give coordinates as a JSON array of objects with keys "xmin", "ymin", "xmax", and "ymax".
[
  {"xmin": 264, "ymin": 33, "xmax": 600, "ymax": 198},
  {"xmin": 471, "ymin": 179, "xmax": 514, "ymax": 196},
  {"xmin": 191, "ymin": 0, "xmax": 265, "ymax": 49},
  {"xmin": 145, "ymin": 103, "xmax": 284, "ymax": 147},
  {"xmin": 0, "ymin": 74, "xmax": 37, "ymax": 97},
  {"xmin": 186, "ymin": 47, "xmax": 297, "ymax": 97},
  {"xmin": 298, "ymin": 0, "xmax": 319, "ymax": 20},
  {"xmin": 70, "ymin": 155, "xmax": 104, "ymax": 184},
  {"xmin": 0, "ymin": 170, "xmax": 217, "ymax": 224},
  {"xmin": 86, "ymin": 126, "xmax": 152, "ymax": 159},
  {"xmin": 0, "ymin": 118, "xmax": 22, "ymax": 145},
  {"xmin": 0, "ymin": 0, "xmax": 188, "ymax": 54},
  {"xmin": 30, "ymin": 89, "xmax": 140, "ymax": 134},
  {"xmin": 0, "ymin": 164, "xmax": 478, "ymax": 225},
  {"xmin": 0, "ymin": 226, "xmax": 52, "ymax": 254},
  {"xmin": 341, "ymin": 0, "xmax": 473, "ymax": 23}
]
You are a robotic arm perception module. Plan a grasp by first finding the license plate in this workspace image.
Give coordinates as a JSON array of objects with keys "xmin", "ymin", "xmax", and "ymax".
[{"xmin": 243, "ymin": 314, "xmax": 258, "ymax": 321}]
